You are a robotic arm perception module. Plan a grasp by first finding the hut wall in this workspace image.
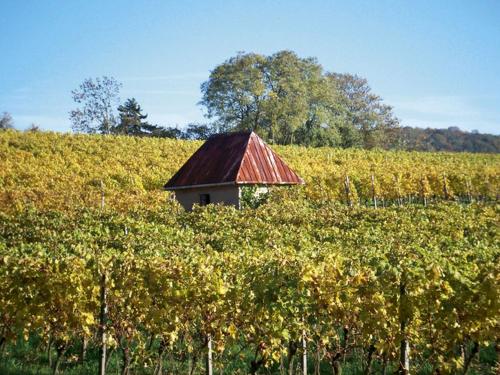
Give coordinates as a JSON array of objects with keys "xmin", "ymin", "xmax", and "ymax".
[{"xmin": 174, "ymin": 185, "xmax": 241, "ymax": 211}]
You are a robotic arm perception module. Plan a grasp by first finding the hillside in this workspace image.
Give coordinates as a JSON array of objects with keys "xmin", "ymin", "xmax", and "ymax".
[
  {"xmin": 1, "ymin": 130, "xmax": 498, "ymax": 212},
  {"xmin": 0, "ymin": 130, "xmax": 499, "ymax": 374}
]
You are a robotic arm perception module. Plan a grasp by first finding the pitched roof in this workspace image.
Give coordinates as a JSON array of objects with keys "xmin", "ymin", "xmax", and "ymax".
[{"xmin": 164, "ymin": 131, "xmax": 304, "ymax": 190}]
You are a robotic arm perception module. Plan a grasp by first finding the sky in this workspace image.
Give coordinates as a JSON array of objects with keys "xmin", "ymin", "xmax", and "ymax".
[{"xmin": 1, "ymin": 0, "xmax": 499, "ymax": 134}]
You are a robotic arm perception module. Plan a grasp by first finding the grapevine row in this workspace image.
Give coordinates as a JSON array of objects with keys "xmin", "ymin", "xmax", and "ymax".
[
  {"xmin": 1, "ymin": 200, "xmax": 498, "ymax": 374},
  {"xmin": 0, "ymin": 130, "xmax": 498, "ymax": 211}
]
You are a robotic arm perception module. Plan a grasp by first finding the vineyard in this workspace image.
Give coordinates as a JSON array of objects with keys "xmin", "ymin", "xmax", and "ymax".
[
  {"xmin": 0, "ymin": 131, "xmax": 498, "ymax": 211},
  {"xmin": 0, "ymin": 130, "xmax": 499, "ymax": 374}
]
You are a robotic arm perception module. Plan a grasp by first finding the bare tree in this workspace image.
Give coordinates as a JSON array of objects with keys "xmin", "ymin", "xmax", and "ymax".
[
  {"xmin": 70, "ymin": 76, "xmax": 122, "ymax": 134},
  {"xmin": 0, "ymin": 112, "xmax": 14, "ymax": 130}
]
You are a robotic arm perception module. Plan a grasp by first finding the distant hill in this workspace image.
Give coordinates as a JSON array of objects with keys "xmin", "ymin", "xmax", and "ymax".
[{"xmin": 398, "ymin": 126, "xmax": 500, "ymax": 153}]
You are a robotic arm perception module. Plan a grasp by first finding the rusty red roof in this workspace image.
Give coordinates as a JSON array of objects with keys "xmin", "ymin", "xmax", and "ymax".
[{"xmin": 164, "ymin": 131, "xmax": 304, "ymax": 190}]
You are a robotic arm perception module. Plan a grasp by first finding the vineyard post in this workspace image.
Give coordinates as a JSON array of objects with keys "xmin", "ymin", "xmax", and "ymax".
[
  {"xmin": 442, "ymin": 174, "xmax": 449, "ymax": 200},
  {"xmin": 302, "ymin": 330, "xmax": 307, "ymax": 375},
  {"xmin": 371, "ymin": 174, "xmax": 377, "ymax": 209},
  {"xmin": 394, "ymin": 175, "xmax": 402, "ymax": 207},
  {"xmin": 399, "ymin": 280, "xmax": 410, "ymax": 375},
  {"xmin": 465, "ymin": 179, "xmax": 472, "ymax": 203},
  {"xmin": 98, "ymin": 179, "xmax": 107, "ymax": 375},
  {"xmin": 420, "ymin": 179, "xmax": 427, "ymax": 207},
  {"xmin": 98, "ymin": 272, "xmax": 107, "ymax": 375},
  {"xmin": 100, "ymin": 180, "xmax": 105, "ymax": 209},
  {"xmin": 206, "ymin": 334, "xmax": 213, "ymax": 375},
  {"xmin": 344, "ymin": 176, "xmax": 352, "ymax": 207}
]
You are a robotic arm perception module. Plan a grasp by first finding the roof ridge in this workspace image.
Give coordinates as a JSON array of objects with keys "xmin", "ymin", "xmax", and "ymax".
[{"xmin": 234, "ymin": 131, "xmax": 253, "ymax": 182}]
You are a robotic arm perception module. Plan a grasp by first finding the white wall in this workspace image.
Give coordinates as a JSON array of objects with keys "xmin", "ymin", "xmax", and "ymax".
[{"xmin": 174, "ymin": 185, "xmax": 241, "ymax": 211}]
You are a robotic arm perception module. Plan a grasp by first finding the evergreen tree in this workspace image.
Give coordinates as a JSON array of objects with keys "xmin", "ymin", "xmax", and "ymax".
[{"xmin": 114, "ymin": 98, "xmax": 153, "ymax": 136}]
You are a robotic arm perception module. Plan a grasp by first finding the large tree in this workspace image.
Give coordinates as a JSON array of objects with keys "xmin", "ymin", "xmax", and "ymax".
[
  {"xmin": 200, "ymin": 51, "xmax": 345, "ymax": 146},
  {"xmin": 327, "ymin": 73, "xmax": 400, "ymax": 148},
  {"xmin": 70, "ymin": 76, "xmax": 122, "ymax": 134},
  {"xmin": 201, "ymin": 51, "xmax": 401, "ymax": 148}
]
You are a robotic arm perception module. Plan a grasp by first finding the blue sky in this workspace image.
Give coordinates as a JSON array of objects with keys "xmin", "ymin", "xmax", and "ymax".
[{"xmin": 1, "ymin": 0, "xmax": 499, "ymax": 134}]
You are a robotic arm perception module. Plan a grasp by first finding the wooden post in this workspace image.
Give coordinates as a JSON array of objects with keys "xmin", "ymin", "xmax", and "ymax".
[
  {"xmin": 344, "ymin": 176, "xmax": 352, "ymax": 207},
  {"xmin": 370, "ymin": 174, "xmax": 377, "ymax": 209},
  {"xmin": 443, "ymin": 174, "xmax": 449, "ymax": 200},
  {"xmin": 98, "ymin": 273, "xmax": 107, "ymax": 375},
  {"xmin": 98, "ymin": 179, "xmax": 107, "ymax": 375},
  {"xmin": 206, "ymin": 334, "xmax": 213, "ymax": 375},
  {"xmin": 465, "ymin": 179, "xmax": 473, "ymax": 203},
  {"xmin": 399, "ymin": 281, "xmax": 409, "ymax": 375},
  {"xmin": 302, "ymin": 330, "xmax": 307, "ymax": 375},
  {"xmin": 394, "ymin": 175, "xmax": 402, "ymax": 207},
  {"xmin": 80, "ymin": 337, "xmax": 88, "ymax": 364},
  {"xmin": 100, "ymin": 180, "xmax": 105, "ymax": 210},
  {"xmin": 420, "ymin": 178, "xmax": 427, "ymax": 207}
]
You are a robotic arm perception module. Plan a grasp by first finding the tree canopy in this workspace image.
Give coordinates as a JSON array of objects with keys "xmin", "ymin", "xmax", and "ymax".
[
  {"xmin": 200, "ymin": 51, "xmax": 400, "ymax": 148},
  {"xmin": 70, "ymin": 76, "xmax": 122, "ymax": 134}
]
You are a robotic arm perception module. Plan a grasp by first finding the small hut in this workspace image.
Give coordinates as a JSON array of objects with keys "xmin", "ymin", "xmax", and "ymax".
[{"xmin": 164, "ymin": 131, "xmax": 304, "ymax": 210}]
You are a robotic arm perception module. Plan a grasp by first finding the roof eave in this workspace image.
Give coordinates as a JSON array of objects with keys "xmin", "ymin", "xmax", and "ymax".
[{"xmin": 164, "ymin": 181, "xmax": 237, "ymax": 191}]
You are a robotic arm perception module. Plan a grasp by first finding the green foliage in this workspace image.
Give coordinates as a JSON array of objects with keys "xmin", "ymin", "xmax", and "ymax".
[
  {"xmin": 200, "ymin": 51, "xmax": 399, "ymax": 148},
  {"xmin": 239, "ymin": 186, "xmax": 269, "ymax": 209}
]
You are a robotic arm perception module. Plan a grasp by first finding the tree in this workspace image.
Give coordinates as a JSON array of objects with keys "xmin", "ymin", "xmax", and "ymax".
[
  {"xmin": 114, "ymin": 98, "xmax": 150, "ymax": 136},
  {"xmin": 200, "ymin": 51, "xmax": 345, "ymax": 146},
  {"xmin": 182, "ymin": 123, "xmax": 215, "ymax": 140},
  {"xmin": 0, "ymin": 112, "xmax": 14, "ymax": 130},
  {"xmin": 327, "ymin": 73, "xmax": 400, "ymax": 149},
  {"xmin": 70, "ymin": 77, "xmax": 122, "ymax": 134}
]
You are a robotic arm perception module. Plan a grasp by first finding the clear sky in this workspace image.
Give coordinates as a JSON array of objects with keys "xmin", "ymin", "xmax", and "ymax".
[{"xmin": 1, "ymin": 0, "xmax": 499, "ymax": 134}]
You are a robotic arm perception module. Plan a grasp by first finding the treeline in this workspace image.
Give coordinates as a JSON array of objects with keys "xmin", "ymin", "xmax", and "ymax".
[
  {"xmin": 399, "ymin": 126, "xmax": 500, "ymax": 153},
  {"xmin": 2, "ymin": 50, "xmax": 498, "ymax": 152}
]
